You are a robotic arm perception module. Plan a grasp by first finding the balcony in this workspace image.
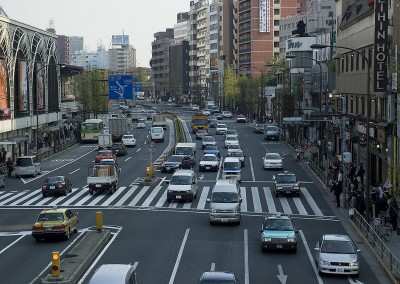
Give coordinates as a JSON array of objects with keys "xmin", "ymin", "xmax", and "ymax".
[
  {"xmin": 239, "ymin": 47, "xmax": 251, "ymax": 53},
  {"xmin": 239, "ymin": 26, "xmax": 251, "ymax": 33},
  {"xmin": 239, "ymin": 37, "xmax": 251, "ymax": 43}
]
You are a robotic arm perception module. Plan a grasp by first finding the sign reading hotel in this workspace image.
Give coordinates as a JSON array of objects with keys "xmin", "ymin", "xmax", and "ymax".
[
  {"xmin": 259, "ymin": 0, "xmax": 270, "ymax": 33},
  {"xmin": 374, "ymin": 0, "xmax": 388, "ymax": 92}
]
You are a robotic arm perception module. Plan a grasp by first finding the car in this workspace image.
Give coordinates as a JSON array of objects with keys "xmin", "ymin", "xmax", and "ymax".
[
  {"xmin": 111, "ymin": 143, "xmax": 128, "ymax": 156},
  {"xmin": 208, "ymin": 115, "xmax": 218, "ymax": 122},
  {"xmin": 179, "ymin": 156, "xmax": 194, "ymax": 169},
  {"xmin": 195, "ymin": 129, "xmax": 208, "ymax": 140},
  {"xmin": 31, "ymin": 207, "xmax": 78, "ymax": 241},
  {"xmin": 315, "ymin": 234, "xmax": 360, "ymax": 276},
  {"xmin": 204, "ymin": 145, "xmax": 221, "ymax": 159},
  {"xmin": 222, "ymin": 111, "xmax": 233, "ymax": 118},
  {"xmin": 202, "ymin": 109, "xmax": 211, "ymax": 116},
  {"xmin": 150, "ymin": 126, "xmax": 165, "ymax": 142},
  {"xmin": 202, "ymin": 135, "xmax": 217, "ymax": 149},
  {"xmin": 236, "ymin": 114, "xmax": 247, "ymax": 123},
  {"xmin": 227, "ymin": 149, "xmax": 245, "ymax": 167},
  {"xmin": 160, "ymin": 155, "xmax": 185, "ymax": 173},
  {"xmin": 260, "ymin": 212, "xmax": 298, "ymax": 252},
  {"xmin": 122, "ymin": 134, "xmax": 137, "ymax": 147},
  {"xmin": 191, "ymin": 104, "xmax": 200, "ymax": 111},
  {"xmin": 209, "ymin": 119, "xmax": 218, "ymax": 128},
  {"xmin": 224, "ymin": 135, "xmax": 240, "ymax": 148},
  {"xmin": 41, "ymin": 176, "xmax": 72, "ymax": 197},
  {"xmin": 216, "ymin": 123, "xmax": 228, "ymax": 135},
  {"xmin": 227, "ymin": 144, "xmax": 241, "ymax": 150},
  {"xmin": 14, "ymin": 155, "xmax": 42, "ymax": 178},
  {"xmin": 166, "ymin": 169, "xmax": 198, "ymax": 202},
  {"xmin": 95, "ymin": 150, "xmax": 115, "ymax": 163},
  {"xmin": 199, "ymin": 154, "xmax": 220, "ymax": 172},
  {"xmin": 147, "ymin": 113, "xmax": 154, "ymax": 120},
  {"xmin": 263, "ymin": 153, "xmax": 283, "ymax": 170},
  {"xmin": 214, "ymin": 112, "xmax": 223, "ymax": 120},
  {"xmin": 137, "ymin": 118, "xmax": 146, "ymax": 128},
  {"xmin": 225, "ymin": 129, "xmax": 238, "ymax": 138},
  {"xmin": 198, "ymin": 271, "xmax": 240, "ymax": 284},
  {"xmin": 264, "ymin": 124, "xmax": 280, "ymax": 140},
  {"xmin": 88, "ymin": 264, "xmax": 138, "ymax": 284},
  {"xmin": 273, "ymin": 171, "xmax": 300, "ymax": 197},
  {"xmin": 254, "ymin": 123, "xmax": 265, "ymax": 133}
]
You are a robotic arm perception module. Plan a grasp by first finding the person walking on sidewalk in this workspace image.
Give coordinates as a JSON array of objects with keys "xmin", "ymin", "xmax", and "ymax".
[
  {"xmin": 333, "ymin": 181, "xmax": 343, "ymax": 208},
  {"xmin": 6, "ymin": 157, "xmax": 13, "ymax": 177}
]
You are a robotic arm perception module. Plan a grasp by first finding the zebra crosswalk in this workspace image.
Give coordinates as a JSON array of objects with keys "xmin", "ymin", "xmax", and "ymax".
[{"xmin": 0, "ymin": 185, "xmax": 325, "ymax": 216}]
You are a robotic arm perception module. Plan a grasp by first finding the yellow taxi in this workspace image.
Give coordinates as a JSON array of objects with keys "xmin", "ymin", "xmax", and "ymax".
[{"xmin": 31, "ymin": 207, "xmax": 78, "ymax": 241}]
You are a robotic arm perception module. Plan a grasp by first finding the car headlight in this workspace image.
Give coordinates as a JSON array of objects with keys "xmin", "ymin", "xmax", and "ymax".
[
  {"xmin": 349, "ymin": 262, "xmax": 358, "ymax": 267},
  {"xmin": 320, "ymin": 260, "xmax": 330, "ymax": 265},
  {"xmin": 262, "ymin": 237, "xmax": 272, "ymax": 242},
  {"xmin": 294, "ymin": 186, "xmax": 300, "ymax": 189},
  {"xmin": 186, "ymin": 190, "xmax": 192, "ymax": 193},
  {"xmin": 211, "ymin": 209, "xmax": 217, "ymax": 213},
  {"xmin": 287, "ymin": 238, "xmax": 296, "ymax": 243},
  {"xmin": 167, "ymin": 190, "xmax": 172, "ymax": 194},
  {"xmin": 277, "ymin": 187, "xmax": 283, "ymax": 190}
]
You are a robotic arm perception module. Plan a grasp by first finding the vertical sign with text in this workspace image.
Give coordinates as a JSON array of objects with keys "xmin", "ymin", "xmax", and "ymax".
[{"xmin": 374, "ymin": 0, "xmax": 389, "ymax": 92}]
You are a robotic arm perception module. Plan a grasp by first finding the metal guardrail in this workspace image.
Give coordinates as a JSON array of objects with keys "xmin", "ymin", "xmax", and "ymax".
[
  {"xmin": 307, "ymin": 158, "xmax": 327, "ymax": 186},
  {"xmin": 36, "ymin": 138, "xmax": 78, "ymax": 161},
  {"xmin": 353, "ymin": 209, "xmax": 400, "ymax": 278}
]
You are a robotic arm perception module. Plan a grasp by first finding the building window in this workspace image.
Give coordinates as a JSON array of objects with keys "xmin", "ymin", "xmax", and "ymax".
[
  {"xmin": 362, "ymin": 49, "xmax": 366, "ymax": 70},
  {"xmin": 345, "ymin": 54, "xmax": 349, "ymax": 72},
  {"xmin": 356, "ymin": 53, "xmax": 359, "ymax": 70},
  {"xmin": 274, "ymin": 0, "xmax": 280, "ymax": 3},
  {"xmin": 274, "ymin": 9, "xmax": 280, "ymax": 15},
  {"xmin": 274, "ymin": 42, "xmax": 279, "ymax": 48},
  {"xmin": 274, "ymin": 20, "xmax": 279, "ymax": 26},
  {"xmin": 274, "ymin": 31, "xmax": 279, "ymax": 37},
  {"xmin": 350, "ymin": 54, "xmax": 354, "ymax": 71}
]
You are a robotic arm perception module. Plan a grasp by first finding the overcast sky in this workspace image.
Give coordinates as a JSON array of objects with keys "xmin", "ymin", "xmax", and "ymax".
[{"xmin": 0, "ymin": 0, "xmax": 191, "ymax": 67}]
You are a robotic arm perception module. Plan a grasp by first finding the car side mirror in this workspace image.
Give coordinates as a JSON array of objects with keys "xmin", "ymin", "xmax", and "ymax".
[
  {"xmin": 239, "ymin": 197, "xmax": 242, "ymax": 203},
  {"xmin": 206, "ymin": 198, "xmax": 211, "ymax": 203},
  {"xmin": 260, "ymin": 229, "xmax": 263, "ymax": 233},
  {"xmin": 314, "ymin": 247, "xmax": 320, "ymax": 251},
  {"xmin": 272, "ymin": 175, "xmax": 276, "ymax": 180},
  {"xmin": 357, "ymin": 249, "xmax": 361, "ymax": 253},
  {"xmin": 295, "ymin": 230, "xmax": 299, "ymax": 234},
  {"xmin": 118, "ymin": 168, "xmax": 122, "ymax": 173}
]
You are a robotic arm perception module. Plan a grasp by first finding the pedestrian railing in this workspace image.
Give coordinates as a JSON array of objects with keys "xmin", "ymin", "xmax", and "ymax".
[
  {"xmin": 307, "ymin": 158, "xmax": 327, "ymax": 185},
  {"xmin": 353, "ymin": 209, "xmax": 400, "ymax": 278}
]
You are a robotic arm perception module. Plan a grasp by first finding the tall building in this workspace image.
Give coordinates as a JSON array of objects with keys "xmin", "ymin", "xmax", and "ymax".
[
  {"xmin": 69, "ymin": 36, "xmax": 84, "ymax": 63},
  {"xmin": 151, "ymin": 29, "xmax": 174, "ymax": 100},
  {"xmin": 236, "ymin": 0, "xmax": 298, "ymax": 76},
  {"xmin": 169, "ymin": 40, "xmax": 190, "ymax": 102},
  {"xmin": 71, "ymin": 45, "xmax": 109, "ymax": 70},
  {"xmin": 57, "ymin": 35, "xmax": 71, "ymax": 64},
  {"xmin": 108, "ymin": 44, "xmax": 136, "ymax": 74}
]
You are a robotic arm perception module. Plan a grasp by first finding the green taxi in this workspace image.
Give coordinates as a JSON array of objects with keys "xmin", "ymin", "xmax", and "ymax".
[{"xmin": 260, "ymin": 213, "xmax": 298, "ymax": 252}]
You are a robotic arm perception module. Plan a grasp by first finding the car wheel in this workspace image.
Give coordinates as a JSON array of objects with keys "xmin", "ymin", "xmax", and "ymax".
[
  {"xmin": 199, "ymin": 167, "xmax": 202, "ymax": 172},
  {"xmin": 210, "ymin": 220, "xmax": 214, "ymax": 225},
  {"xmin": 167, "ymin": 198, "xmax": 171, "ymax": 203},
  {"xmin": 63, "ymin": 189, "xmax": 68, "ymax": 196},
  {"xmin": 73, "ymin": 223, "xmax": 78, "ymax": 233},
  {"xmin": 292, "ymin": 247, "xmax": 297, "ymax": 253},
  {"xmin": 275, "ymin": 192, "xmax": 279, "ymax": 197},
  {"xmin": 261, "ymin": 246, "xmax": 266, "ymax": 252},
  {"xmin": 89, "ymin": 189, "xmax": 94, "ymax": 195},
  {"xmin": 64, "ymin": 229, "xmax": 70, "ymax": 241},
  {"xmin": 42, "ymin": 192, "xmax": 46, "ymax": 198}
]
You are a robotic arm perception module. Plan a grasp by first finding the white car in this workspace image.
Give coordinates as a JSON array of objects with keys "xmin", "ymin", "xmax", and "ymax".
[
  {"xmin": 263, "ymin": 153, "xmax": 283, "ymax": 170},
  {"xmin": 137, "ymin": 119, "xmax": 146, "ymax": 128},
  {"xmin": 222, "ymin": 111, "xmax": 233, "ymax": 118},
  {"xmin": 202, "ymin": 109, "xmax": 211, "ymax": 116},
  {"xmin": 315, "ymin": 234, "xmax": 360, "ymax": 276},
  {"xmin": 199, "ymin": 154, "xmax": 219, "ymax": 172},
  {"xmin": 202, "ymin": 136, "xmax": 217, "ymax": 149},
  {"xmin": 216, "ymin": 123, "xmax": 228, "ymax": 135},
  {"xmin": 227, "ymin": 149, "xmax": 245, "ymax": 167},
  {"xmin": 191, "ymin": 104, "xmax": 200, "ymax": 111},
  {"xmin": 224, "ymin": 135, "xmax": 240, "ymax": 148},
  {"xmin": 122, "ymin": 135, "xmax": 136, "ymax": 147}
]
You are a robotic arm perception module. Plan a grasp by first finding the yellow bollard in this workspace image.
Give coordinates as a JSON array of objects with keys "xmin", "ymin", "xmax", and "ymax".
[
  {"xmin": 51, "ymin": 251, "xmax": 61, "ymax": 277},
  {"xmin": 96, "ymin": 211, "xmax": 103, "ymax": 232},
  {"xmin": 146, "ymin": 167, "xmax": 151, "ymax": 182}
]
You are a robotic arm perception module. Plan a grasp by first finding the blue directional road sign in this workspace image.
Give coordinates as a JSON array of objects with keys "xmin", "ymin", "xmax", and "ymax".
[
  {"xmin": 108, "ymin": 75, "xmax": 133, "ymax": 100},
  {"xmin": 134, "ymin": 83, "xmax": 142, "ymax": 92}
]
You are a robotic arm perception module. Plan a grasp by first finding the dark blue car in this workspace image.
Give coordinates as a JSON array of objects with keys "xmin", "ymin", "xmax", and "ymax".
[{"xmin": 204, "ymin": 145, "xmax": 221, "ymax": 159}]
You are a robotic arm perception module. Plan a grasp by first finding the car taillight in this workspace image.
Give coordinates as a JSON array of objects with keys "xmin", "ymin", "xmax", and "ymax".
[
  {"xmin": 52, "ymin": 225, "xmax": 65, "ymax": 230},
  {"xmin": 41, "ymin": 186, "xmax": 46, "ymax": 189},
  {"xmin": 32, "ymin": 226, "xmax": 42, "ymax": 230},
  {"xmin": 58, "ymin": 184, "xmax": 64, "ymax": 188}
]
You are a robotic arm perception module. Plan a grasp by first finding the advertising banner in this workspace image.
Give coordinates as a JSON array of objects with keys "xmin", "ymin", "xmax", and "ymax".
[
  {"xmin": 0, "ymin": 59, "xmax": 7, "ymax": 108},
  {"xmin": 108, "ymin": 75, "xmax": 133, "ymax": 99},
  {"xmin": 19, "ymin": 61, "xmax": 28, "ymax": 111},
  {"xmin": 36, "ymin": 63, "xmax": 45, "ymax": 110},
  {"xmin": 112, "ymin": 35, "xmax": 129, "ymax": 45}
]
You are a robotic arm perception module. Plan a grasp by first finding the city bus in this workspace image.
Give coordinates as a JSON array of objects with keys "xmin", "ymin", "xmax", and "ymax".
[{"xmin": 81, "ymin": 119, "xmax": 104, "ymax": 143}]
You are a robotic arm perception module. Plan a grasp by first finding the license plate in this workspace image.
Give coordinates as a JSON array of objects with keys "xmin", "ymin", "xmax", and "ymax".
[
  {"xmin": 50, "ymin": 186, "xmax": 55, "ymax": 189},
  {"xmin": 286, "ymin": 191, "xmax": 291, "ymax": 194},
  {"xmin": 45, "ymin": 227, "xmax": 52, "ymax": 231},
  {"xmin": 176, "ymin": 196, "xmax": 181, "ymax": 199},
  {"xmin": 96, "ymin": 184, "xmax": 101, "ymax": 187},
  {"xmin": 336, "ymin": 268, "xmax": 344, "ymax": 273},
  {"xmin": 206, "ymin": 167, "xmax": 210, "ymax": 170},
  {"xmin": 276, "ymin": 244, "xmax": 283, "ymax": 248},
  {"xmin": 221, "ymin": 219, "xmax": 228, "ymax": 222}
]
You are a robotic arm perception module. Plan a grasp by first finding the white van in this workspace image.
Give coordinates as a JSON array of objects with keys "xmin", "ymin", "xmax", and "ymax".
[
  {"xmin": 207, "ymin": 179, "xmax": 242, "ymax": 224},
  {"xmin": 150, "ymin": 127, "xmax": 164, "ymax": 142},
  {"xmin": 166, "ymin": 169, "xmax": 198, "ymax": 202},
  {"xmin": 14, "ymin": 156, "xmax": 42, "ymax": 178},
  {"xmin": 222, "ymin": 157, "xmax": 241, "ymax": 182},
  {"xmin": 88, "ymin": 264, "xmax": 137, "ymax": 284}
]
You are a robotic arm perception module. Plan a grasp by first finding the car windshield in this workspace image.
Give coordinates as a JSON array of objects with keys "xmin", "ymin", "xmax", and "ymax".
[
  {"xmin": 228, "ymin": 145, "xmax": 240, "ymax": 149},
  {"xmin": 228, "ymin": 151, "xmax": 243, "ymax": 157},
  {"xmin": 203, "ymin": 137, "xmax": 215, "ymax": 142},
  {"xmin": 152, "ymin": 128, "xmax": 162, "ymax": 133},
  {"xmin": 267, "ymin": 126, "xmax": 279, "ymax": 132},
  {"xmin": 226, "ymin": 136, "xmax": 237, "ymax": 141},
  {"xmin": 45, "ymin": 177, "xmax": 64, "ymax": 183},
  {"xmin": 211, "ymin": 192, "xmax": 239, "ymax": 203},
  {"xmin": 176, "ymin": 147, "xmax": 193, "ymax": 155},
  {"xmin": 265, "ymin": 154, "xmax": 281, "ymax": 160},
  {"xmin": 276, "ymin": 175, "xmax": 297, "ymax": 183},
  {"xmin": 112, "ymin": 144, "xmax": 123, "ymax": 149},
  {"xmin": 206, "ymin": 146, "xmax": 218, "ymax": 151},
  {"xmin": 321, "ymin": 240, "xmax": 356, "ymax": 254},
  {"xmin": 224, "ymin": 162, "xmax": 240, "ymax": 169},
  {"xmin": 168, "ymin": 156, "xmax": 184, "ymax": 163},
  {"xmin": 197, "ymin": 130, "xmax": 207, "ymax": 134},
  {"xmin": 193, "ymin": 119, "xmax": 208, "ymax": 126},
  {"xmin": 217, "ymin": 124, "xmax": 226, "ymax": 128},
  {"xmin": 170, "ymin": 175, "xmax": 192, "ymax": 185},
  {"xmin": 16, "ymin": 158, "xmax": 33, "ymax": 167},
  {"xmin": 123, "ymin": 135, "xmax": 133, "ymax": 139},
  {"xmin": 98, "ymin": 151, "xmax": 111, "ymax": 156},
  {"xmin": 202, "ymin": 155, "xmax": 217, "ymax": 161},
  {"xmin": 138, "ymin": 119, "xmax": 145, "ymax": 123},
  {"xmin": 37, "ymin": 213, "xmax": 65, "ymax": 222},
  {"xmin": 263, "ymin": 219, "xmax": 294, "ymax": 230},
  {"xmin": 226, "ymin": 130, "xmax": 237, "ymax": 135}
]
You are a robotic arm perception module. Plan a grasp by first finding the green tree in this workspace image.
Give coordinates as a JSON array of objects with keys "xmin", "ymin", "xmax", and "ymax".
[{"xmin": 223, "ymin": 65, "xmax": 240, "ymax": 110}]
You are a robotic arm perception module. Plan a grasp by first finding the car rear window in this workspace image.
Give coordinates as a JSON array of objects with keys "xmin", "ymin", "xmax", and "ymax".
[
  {"xmin": 38, "ymin": 213, "xmax": 65, "ymax": 221},
  {"xmin": 16, "ymin": 158, "xmax": 33, "ymax": 167}
]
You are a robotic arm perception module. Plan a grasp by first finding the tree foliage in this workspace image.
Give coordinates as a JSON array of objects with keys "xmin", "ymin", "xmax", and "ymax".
[{"xmin": 223, "ymin": 65, "xmax": 239, "ymax": 107}]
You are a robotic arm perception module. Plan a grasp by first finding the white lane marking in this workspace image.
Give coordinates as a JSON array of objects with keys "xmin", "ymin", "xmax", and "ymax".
[
  {"xmin": 22, "ymin": 192, "xmax": 45, "ymax": 206},
  {"xmin": 263, "ymin": 187, "xmax": 277, "ymax": 213},
  {"xmin": 100, "ymin": 186, "xmax": 127, "ymax": 206},
  {"xmin": 169, "ymin": 228, "xmax": 190, "ymax": 284},
  {"xmin": 142, "ymin": 185, "xmax": 162, "ymax": 207},
  {"xmin": 249, "ymin": 157, "xmax": 255, "ymax": 181},
  {"xmin": 216, "ymin": 159, "xmax": 222, "ymax": 181},
  {"xmin": 197, "ymin": 186, "xmax": 210, "ymax": 210},
  {"xmin": 244, "ymin": 229, "xmax": 250, "ymax": 284},
  {"xmin": 8, "ymin": 190, "xmax": 39, "ymax": 206},
  {"xmin": 73, "ymin": 191, "xmax": 93, "ymax": 206},
  {"xmin": 293, "ymin": 197, "xmax": 308, "ymax": 215},
  {"xmin": 301, "ymin": 187, "xmax": 324, "ymax": 216},
  {"xmin": 128, "ymin": 186, "xmax": 149, "ymax": 207},
  {"xmin": 279, "ymin": 197, "xmax": 292, "ymax": 214},
  {"xmin": 0, "ymin": 234, "xmax": 25, "ymax": 255},
  {"xmin": 136, "ymin": 148, "xmax": 141, "ymax": 152},
  {"xmin": 77, "ymin": 226, "xmax": 123, "ymax": 284},
  {"xmin": 0, "ymin": 191, "xmax": 27, "ymax": 206},
  {"xmin": 210, "ymin": 262, "xmax": 215, "ymax": 271},
  {"xmin": 155, "ymin": 191, "xmax": 167, "ymax": 207},
  {"xmin": 299, "ymin": 230, "xmax": 324, "ymax": 284},
  {"xmin": 48, "ymin": 189, "xmax": 80, "ymax": 206},
  {"xmin": 240, "ymin": 187, "xmax": 247, "ymax": 212},
  {"xmin": 62, "ymin": 188, "xmax": 88, "ymax": 206},
  {"xmin": 69, "ymin": 168, "xmax": 80, "ymax": 174},
  {"xmin": 251, "ymin": 187, "xmax": 262, "ymax": 213},
  {"xmin": 157, "ymin": 177, "xmax": 166, "ymax": 187},
  {"xmin": 0, "ymin": 193, "xmax": 14, "ymax": 202},
  {"xmin": 114, "ymin": 185, "xmax": 139, "ymax": 207},
  {"xmin": 125, "ymin": 157, "xmax": 132, "ymax": 161}
]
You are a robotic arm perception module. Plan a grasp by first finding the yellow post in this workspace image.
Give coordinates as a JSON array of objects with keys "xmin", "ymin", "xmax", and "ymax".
[
  {"xmin": 51, "ymin": 251, "xmax": 61, "ymax": 277},
  {"xmin": 146, "ymin": 167, "xmax": 151, "ymax": 182},
  {"xmin": 96, "ymin": 211, "xmax": 103, "ymax": 232}
]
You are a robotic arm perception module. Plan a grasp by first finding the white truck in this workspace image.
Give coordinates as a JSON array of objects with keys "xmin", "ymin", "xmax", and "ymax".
[
  {"xmin": 175, "ymin": 143, "xmax": 196, "ymax": 165},
  {"xmin": 108, "ymin": 118, "xmax": 129, "ymax": 141},
  {"xmin": 98, "ymin": 133, "xmax": 112, "ymax": 149},
  {"xmin": 152, "ymin": 114, "xmax": 167, "ymax": 130},
  {"xmin": 87, "ymin": 164, "xmax": 119, "ymax": 195}
]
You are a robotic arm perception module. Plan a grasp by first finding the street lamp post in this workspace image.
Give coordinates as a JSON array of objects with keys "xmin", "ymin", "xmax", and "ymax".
[
  {"xmin": 244, "ymin": 66, "xmax": 265, "ymax": 123},
  {"xmin": 311, "ymin": 43, "xmax": 372, "ymax": 221}
]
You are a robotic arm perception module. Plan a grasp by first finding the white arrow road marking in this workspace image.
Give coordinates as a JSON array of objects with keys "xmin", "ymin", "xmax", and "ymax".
[
  {"xmin": 210, "ymin": 263, "xmax": 215, "ymax": 271},
  {"xmin": 277, "ymin": 264, "xmax": 287, "ymax": 284},
  {"xmin": 348, "ymin": 277, "xmax": 364, "ymax": 284},
  {"xmin": 199, "ymin": 175, "xmax": 204, "ymax": 180}
]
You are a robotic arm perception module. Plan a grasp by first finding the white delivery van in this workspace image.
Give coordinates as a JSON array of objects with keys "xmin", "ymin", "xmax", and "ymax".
[
  {"xmin": 222, "ymin": 157, "xmax": 241, "ymax": 182},
  {"xmin": 150, "ymin": 127, "xmax": 164, "ymax": 142}
]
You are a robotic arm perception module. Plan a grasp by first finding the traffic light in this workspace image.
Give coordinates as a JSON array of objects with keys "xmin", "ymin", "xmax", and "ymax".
[
  {"xmin": 0, "ymin": 108, "xmax": 11, "ymax": 116},
  {"xmin": 51, "ymin": 251, "xmax": 60, "ymax": 277}
]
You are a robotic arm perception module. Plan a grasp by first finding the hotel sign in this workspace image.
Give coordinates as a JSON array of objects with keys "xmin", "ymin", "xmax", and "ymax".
[
  {"xmin": 259, "ymin": 0, "xmax": 270, "ymax": 33},
  {"xmin": 374, "ymin": 0, "xmax": 389, "ymax": 92}
]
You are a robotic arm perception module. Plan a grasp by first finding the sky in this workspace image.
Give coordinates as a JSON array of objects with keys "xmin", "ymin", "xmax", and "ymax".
[{"xmin": 0, "ymin": 0, "xmax": 191, "ymax": 67}]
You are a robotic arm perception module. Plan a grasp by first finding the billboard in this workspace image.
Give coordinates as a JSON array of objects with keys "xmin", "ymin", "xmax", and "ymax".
[
  {"xmin": 18, "ymin": 61, "xmax": 28, "ymax": 111},
  {"xmin": 36, "ymin": 63, "xmax": 45, "ymax": 110},
  {"xmin": 259, "ymin": 0, "xmax": 270, "ymax": 33},
  {"xmin": 0, "ymin": 59, "xmax": 7, "ymax": 108},
  {"xmin": 108, "ymin": 75, "xmax": 133, "ymax": 100},
  {"xmin": 112, "ymin": 35, "xmax": 129, "ymax": 45}
]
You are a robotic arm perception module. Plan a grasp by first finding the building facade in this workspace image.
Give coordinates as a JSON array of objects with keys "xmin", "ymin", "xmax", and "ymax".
[
  {"xmin": 108, "ymin": 44, "xmax": 136, "ymax": 74},
  {"xmin": 57, "ymin": 35, "xmax": 71, "ymax": 65},
  {"xmin": 71, "ymin": 45, "xmax": 109, "ymax": 70}
]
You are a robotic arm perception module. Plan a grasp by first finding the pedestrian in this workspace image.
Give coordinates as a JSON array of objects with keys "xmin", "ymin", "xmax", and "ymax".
[
  {"xmin": 6, "ymin": 157, "xmax": 13, "ymax": 177},
  {"xmin": 388, "ymin": 197, "xmax": 398, "ymax": 230},
  {"xmin": 356, "ymin": 163, "xmax": 365, "ymax": 186},
  {"xmin": 0, "ymin": 148, "xmax": 6, "ymax": 163},
  {"xmin": 334, "ymin": 181, "xmax": 343, "ymax": 208}
]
